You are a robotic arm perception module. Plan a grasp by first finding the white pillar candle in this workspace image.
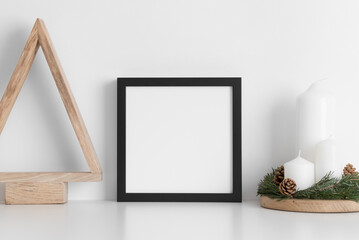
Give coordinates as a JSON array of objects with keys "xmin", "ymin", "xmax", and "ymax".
[
  {"xmin": 297, "ymin": 80, "xmax": 335, "ymax": 162},
  {"xmin": 315, "ymin": 136, "xmax": 336, "ymax": 182},
  {"xmin": 284, "ymin": 151, "xmax": 315, "ymax": 190}
]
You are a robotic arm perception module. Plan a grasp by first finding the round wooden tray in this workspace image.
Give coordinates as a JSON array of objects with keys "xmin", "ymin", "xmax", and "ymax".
[{"xmin": 260, "ymin": 196, "xmax": 359, "ymax": 213}]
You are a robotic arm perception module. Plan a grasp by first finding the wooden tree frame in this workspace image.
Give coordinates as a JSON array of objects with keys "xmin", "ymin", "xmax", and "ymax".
[{"xmin": 0, "ymin": 19, "xmax": 102, "ymax": 204}]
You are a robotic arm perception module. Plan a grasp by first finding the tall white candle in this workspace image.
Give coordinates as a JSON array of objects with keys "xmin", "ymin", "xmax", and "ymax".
[
  {"xmin": 315, "ymin": 136, "xmax": 336, "ymax": 182},
  {"xmin": 297, "ymin": 80, "xmax": 335, "ymax": 162},
  {"xmin": 284, "ymin": 151, "xmax": 315, "ymax": 190}
]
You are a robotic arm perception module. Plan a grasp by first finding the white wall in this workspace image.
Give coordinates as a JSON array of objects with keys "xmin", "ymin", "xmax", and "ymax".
[{"xmin": 0, "ymin": 0, "xmax": 359, "ymax": 201}]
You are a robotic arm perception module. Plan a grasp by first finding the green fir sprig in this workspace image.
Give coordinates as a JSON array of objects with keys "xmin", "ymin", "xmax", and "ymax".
[{"xmin": 257, "ymin": 168, "xmax": 359, "ymax": 201}]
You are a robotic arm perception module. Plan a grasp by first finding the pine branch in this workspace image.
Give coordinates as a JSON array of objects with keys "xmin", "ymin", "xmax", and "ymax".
[{"xmin": 257, "ymin": 169, "xmax": 359, "ymax": 201}]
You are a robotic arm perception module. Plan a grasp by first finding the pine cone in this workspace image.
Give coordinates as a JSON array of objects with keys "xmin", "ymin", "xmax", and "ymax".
[
  {"xmin": 343, "ymin": 163, "xmax": 358, "ymax": 176},
  {"xmin": 279, "ymin": 178, "xmax": 297, "ymax": 196},
  {"xmin": 273, "ymin": 166, "xmax": 284, "ymax": 185}
]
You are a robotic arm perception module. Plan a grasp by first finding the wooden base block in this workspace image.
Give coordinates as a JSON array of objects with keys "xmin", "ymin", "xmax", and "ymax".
[
  {"xmin": 5, "ymin": 182, "xmax": 68, "ymax": 205},
  {"xmin": 260, "ymin": 196, "xmax": 359, "ymax": 213}
]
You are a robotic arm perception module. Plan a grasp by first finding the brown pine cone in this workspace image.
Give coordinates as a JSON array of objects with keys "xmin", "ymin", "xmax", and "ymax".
[
  {"xmin": 279, "ymin": 178, "xmax": 297, "ymax": 196},
  {"xmin": 343, "ymin": 163, "xmax": 358, "ymax": 176},
  {"xmin": 273, "ymin": 166, "xmax": 284, "ymax": 185}
]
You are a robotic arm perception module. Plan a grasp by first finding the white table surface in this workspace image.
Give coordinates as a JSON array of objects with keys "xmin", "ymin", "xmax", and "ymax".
[{"xmin": 0, "ymin": 200, "xmax": 356, "ymax": 240}]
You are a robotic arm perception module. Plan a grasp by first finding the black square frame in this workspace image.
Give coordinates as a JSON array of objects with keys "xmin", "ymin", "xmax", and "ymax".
[{"xmin": 117, "ymin": 77, "xmax": 242, "ymax": 202}]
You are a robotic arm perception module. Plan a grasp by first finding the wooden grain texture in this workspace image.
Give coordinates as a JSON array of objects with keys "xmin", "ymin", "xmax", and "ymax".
[
  {"xmin": 0, "ymin": 18, "xmax": 102, "ymax": 186},
  {"xmin": 260, "ymin": 196, "xmax": 359, "ymax": 213},
  {"xmin": 0, "ymin": 172, "xmax": 101, "ymax": 183},
  {"xmin": 5, "ymin": 182, "xmax": 68, "ymax": 205}
]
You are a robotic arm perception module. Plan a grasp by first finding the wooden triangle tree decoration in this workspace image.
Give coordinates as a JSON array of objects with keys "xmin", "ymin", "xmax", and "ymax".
[{"xmin": 0, "ymin": 19, "xmax": 102, "ymax": 204}]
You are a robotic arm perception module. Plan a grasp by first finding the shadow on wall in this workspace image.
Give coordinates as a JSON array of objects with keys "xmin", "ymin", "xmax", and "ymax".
[
  {"xmin": 103, "ymin": 80, "xmax": 117, "ymax": 200},
  {"xmin": 0, "ymin": 29, "xmax": 27, "ymax": 96},
  {"xmin": 271, "ymin": 98, "xmax": 296, "ymax": 168},
  {"xmin": 0, "ymin": 28, "xmax": 28, "ymax": 200}
]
